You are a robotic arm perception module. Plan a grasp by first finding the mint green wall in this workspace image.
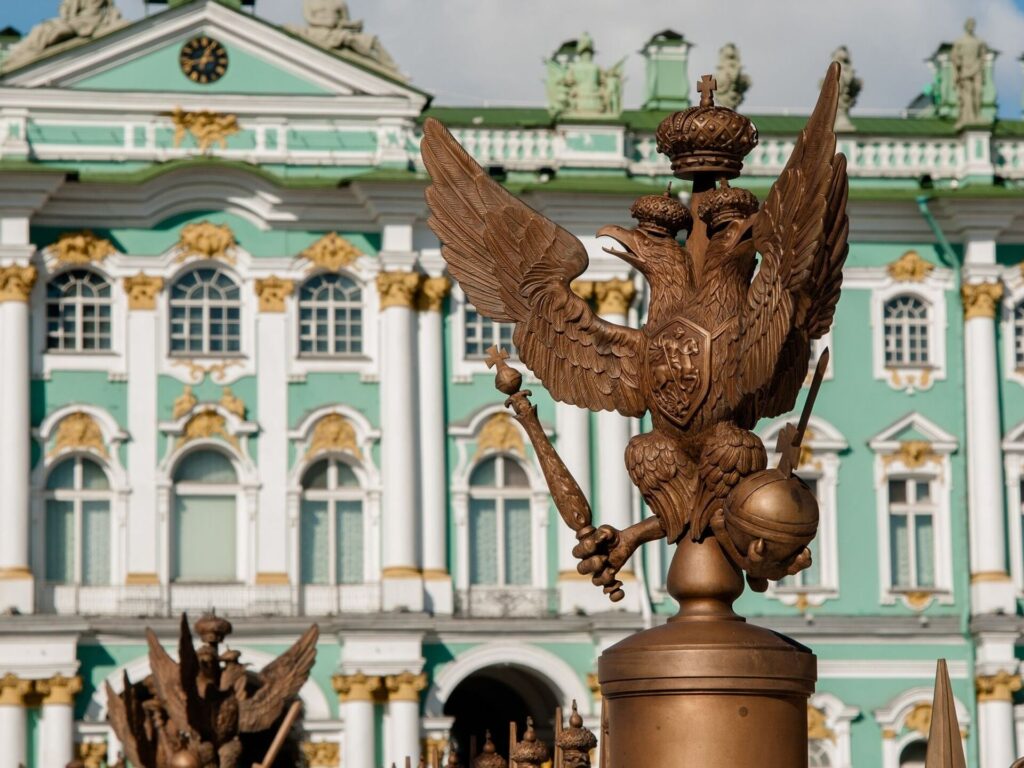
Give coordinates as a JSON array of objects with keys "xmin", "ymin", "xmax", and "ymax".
[
  {"xmin": 72, "ymin": 37, "xmax": 332, "ymax": 95},
  {"xmin": 158, "ymin": 374, "xmax": 258, "ymax": 463},
  {"xmin": 27, "ymin": 123, "xmax": 124, "ymax": 146}
]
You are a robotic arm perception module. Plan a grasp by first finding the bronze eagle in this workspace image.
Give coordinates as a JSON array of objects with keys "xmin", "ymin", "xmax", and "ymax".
[{"xmin": 422, "ymin": 65, "xmax": 848, "ymax": 592}]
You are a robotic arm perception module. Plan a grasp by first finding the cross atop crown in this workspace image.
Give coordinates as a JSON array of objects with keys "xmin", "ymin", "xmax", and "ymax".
[{"xmin": 697, "ymin": 74, "xmax": 717, "ymax": 107}]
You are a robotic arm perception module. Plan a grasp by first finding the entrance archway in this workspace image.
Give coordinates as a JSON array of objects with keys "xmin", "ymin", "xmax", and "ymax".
[{"xmin": 444, "ymin": 665, "xmax": 559, "ymax": 762}]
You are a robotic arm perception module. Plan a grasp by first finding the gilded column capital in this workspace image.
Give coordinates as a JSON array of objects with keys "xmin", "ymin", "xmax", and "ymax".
[
  {"xmin": 331, "ymin": 672, "xmax": 384, "ymax": 703},
  {"xmin": 35, "ymin": 674, "xmax": 83, "ymax": 706},
  {"xmin": 961, "ymin": 280, "xmax": 1003, "ymax": 320},
  {"xmin": 587, "ymin": 672, "xmax": 602, "ymax": 702},
  {"xmin": 0, "ymin": 264, "xmax": 37, "ymax": 303},
  {"xmin": 76, "ymin": 742, "xmax": 108, "ymax": 768},
  {"xmin": 570, "ymin": 280, "xmax": 595, "ymax": 301},
  {"xmin": 0, "ymin": 673, "xmax": 33, "ymax": 706},
  {"xmin": 976, "ymin": 670, "xmax": 1022, "ymax": 702},
  {"xmin": 301, "ymin": 741, "xmax": 340, "ymax": 767},
  {"xmin": 415, "ymin": 276, "xmax": 452, "ymax": 312},
  {"xmin": 376, "ymin": 271, "xmax": 423, "ymax": 310},
  {"xmin": 123, "ymin": 273, "xmax": 164, "ymax": 310},
  {"xmin": 594, "ymin": 278, "xmax": 636, "ymax": 316},
  {"xmin": 384, "ymin": 671, "xmax": 428, "ymax": 702},
  {"xmin": 255, "ymin": 276, "xmax": 294, "ymax": 312}
]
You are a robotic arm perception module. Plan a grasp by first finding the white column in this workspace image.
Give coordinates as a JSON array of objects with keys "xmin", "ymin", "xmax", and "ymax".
[
  {"xmin": 417, "ymin": 276, "xmax": 453, "ymax": 615},
  {"xmin": 377, "ymin": 270, "xmax": 424, "ymax": 611},
  {"xmin": 976, "ymin": 633, "xmax": 1020, "ymax": 768},
  {"xmin": 38, "ymin": 675, "xmax": 82, "ymax": 768},
  {"xmin": 385, "ymin": 672, "xmax": 427, "ymax": 766},
  {"xmin": 254, "ymin": 277, "xmax": 293, "ymax": 588},
  {"xmin": 962, "ymin": 273, "xmax": 1016, "ymax": 613},
  {"xmin": 334, "ymin": 674, "xmax": 382, "ymax": 768},
  {"xmin": 0, "ymin": 265, "xmax": 36, "ymax": 614},
  {"xmin": 124, "ymin": 275, "xmax": 163, "ymax": 589},
  {"xmin": 0, "ymin": 675, "xmax": 31, "ymax": 768},
  {"xmin": 556, "ymin": 402, "xmax": 594, "ymax": 613}
]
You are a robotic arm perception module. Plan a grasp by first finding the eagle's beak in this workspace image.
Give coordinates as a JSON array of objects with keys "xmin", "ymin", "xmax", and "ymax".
[{"xmin": 597, "ymin": 224, "xmax": 643, "ymax": 267}]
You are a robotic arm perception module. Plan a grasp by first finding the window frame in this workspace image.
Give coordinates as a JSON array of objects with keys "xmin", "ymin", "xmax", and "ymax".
[
  {"xmin": 885, "ymin": 476, "xmax": 938, "ymax": 592},
  {"xmin": 41, "ymin": 455, "xmax": 113, "ymax": 586},
  {"xmin": 296, "ymin": 272, "xmax": 365, "ymax": 359},
  {"xmin": 167, "ymin": 266, "xmax": 244, "ymax": 359},
  {"xmin": 999, "ymin": 268, "xmax": 1024, "ymax": 388},
  {"xmin": 882, "ymin": 294, "xmax": 931, "ymax": 369},
  {"xmin": 467, "ymin": 454, "xmax": 533, "ymax": 587},
  {"xmin": 44, "ymin": 268, "xmax": 114, "ymax": 354},
  {"xmin": 299, "ymin": 457, "xmax": 366, "ymax": 585},
  {"xmin": 450, "ymin": 285, "xmax": 519, "ymax": 382}
]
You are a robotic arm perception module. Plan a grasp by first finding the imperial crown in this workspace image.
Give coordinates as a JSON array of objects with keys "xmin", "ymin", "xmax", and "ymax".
[
  {"xmin": 696, "ymin": 182, "xmax": 761, "ymax": 230},
  {"xmin": 655, "ymin": 74, "xmax": 759, "ymax": 179},
  {"xmin": 629, "ymin": 188, "xmax": 693, "ymax": 237}
]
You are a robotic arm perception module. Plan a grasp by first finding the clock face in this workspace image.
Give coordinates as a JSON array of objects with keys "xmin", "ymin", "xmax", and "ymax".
[{"xmin": 179, "ymin": 36, "xmax": 229, "ymax": 84}]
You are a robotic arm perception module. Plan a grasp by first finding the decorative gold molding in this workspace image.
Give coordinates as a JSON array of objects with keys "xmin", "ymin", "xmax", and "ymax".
[
  {"xmin": 219, "ymin": 387, "xmax": 246, "ymax": 419},
  {"xmin": 0, "ymin": 265, "xmax": 37, "ymax": 303},
  {"xmin": 971, "ymin": 570, "xmax": 1012, "ymax": 583},
  {"xmin": 377, "ymin": 271, "xmax": 423, "ymax": 309},
  {"xmin": 587, "ymin": 672, "xmax": 601, "ymax": 702},
  {"xmin": 123, "ymin": 273, "xmax": 164, "ymax": 310},
  {"xmin": 50, "ymin": 411, "xmax": 108, "ymax": 458},
  {"xmin": 176, "ymin": 221, "xmax": 237, "ymax": 263},
  {"xmin": 961, "ymin": 281, "xmax": 1004, "ymax": 320},
  {"xmin": 172, "ymin": 358, "xmax": 242, "ymax": 384},
  {"xmin": 306, "ymin": 413, "xmax": 362, "ymax": 460},
  {"xmin": 173, "ymin": 386, "xmax": 197, "ymax": 420},
  {"xmin": 416, "ymin": 276, "xmax": 452, "ymax": 312},
  {"xmin": 421, "ymin": 568, "xmax": 450, "ymax": 581},
  {"xmin": 904, "ymin": 702, "xmax": 932, "ymax": 736},
  {"xmin": 0, "ymin": 674, "xmax": 33, "ymax": 706},
  {"xmin": 384, "ymin": 671, "xmax": 428, "ymax": 702},
  {"xmin": 570, "ymin": 280, "xmax": 595, "ymax": 301},
  {"xmin": 35, "ymin": 674, "xmax": 82, "ymax": 706},
  {"xmin": 76, "ymin": 742, "xmax": 108, "ymax": 768},
  {"xmin": 903, "ymin": 590, "xmax": 935, "ymax": 610},
  {"xmin": 883, "ymin": 440, "xmax": 939, "ymax": 469},
  {"xmin": 125, "ymin": 572, "xmax": 159, "ymax": 586},
  {"xmin": 976, "ymin": 670, "xmax": 1022, "ymax": 702},
  {"xmin": 476, "ymin": 413, "xmax": 526, "ymax": 458},
  {"xmin": 807, "ymin": 705, "xmax": 834, "ymax": 742},
  {"xmin": 381, "ymin": 566, "xmax": 422, "ymax": 579},
  {"xmin": 301, "ymin": 741, "xmax": 340, "ymax": 767},
  {"xmin": 886, "ymin": 250, "xmax": 933, "ymax": 282},
  {"xmin": 0, "ymin": 566, "xmax": 32, "ymax": 580},
  {"xmin": 301, "ymin": 233, "xmax": 362, "ymax": 272},
  {"xmin": 255, "ymin": 572, "xmax": 289, "ymax": 586},
  {"xmin": 881, "ymin": 727, "xmax": 897, "ymax": 740},
  {"xmin": 178, "ymin": 410, "xmax": 238, "ymax": 450},
  {"xmin": 594, "ymin": 278, "xmax": 636, "ymax": 316},
  {"xmin": 171, "ymin": 107, "xmax": 241, "ymax": 152},
  {"xmin": 255, "ymin": 276, "xmax": 293, "ymax": 312},
  {"xmin": 332, "ymin": 673, "xmax": 384, "ymax": 703},
  {"xmin": 50, "ymin": 230, "xmax": 116, "ymax": 265}
]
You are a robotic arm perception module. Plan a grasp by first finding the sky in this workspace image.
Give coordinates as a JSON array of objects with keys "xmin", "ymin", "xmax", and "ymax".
[{"xmin": 3, "ymin": 0, "xmax": 1024, "ymax": 116}]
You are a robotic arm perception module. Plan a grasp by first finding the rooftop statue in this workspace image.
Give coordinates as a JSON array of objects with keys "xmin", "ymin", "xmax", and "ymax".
[
  {"xmin": 106, "ymin": 613, "xmax": 318, "ymax": 768},
  {"xmin": 422, "ymin": 67, "xmax": 848, "ymax": 602},
  {"xmin": 828, "ymin": 46, "xmax": 861, "ymax": 131},
  {"xmin": 713, "ymin": 43, "xmax": 750, "ymax": 110},
  {"xmin": 545, "ymin": 33, "xmax": 624, "ymax": 118},
  {"xmin": 4, "ymin": 0, "xmax": 126, "ymax": 70},
  {"xmin": 951, "ymin": 17, "xmax": 988, "ymax": 128},
  {"xmin": 288, "ymin": 0, "xmax": 400, "ymax": 76}
]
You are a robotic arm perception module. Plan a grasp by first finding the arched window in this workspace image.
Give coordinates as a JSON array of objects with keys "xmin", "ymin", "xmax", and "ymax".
[
  {"xmin": 1014, "ymin": 300, "xmax": 1024, "ymax": 371},
  {"xmin": 172, "ymin": 450, "xmax": 237, "ymax": 582},
  {"xmin": 169, "ymin": 268, "xmax": 241, "ymax": 356},
  {"xmin": 808, "ymin": 741, "xmax": 832, "ymax": 768},
  {"xmin": 298, "ymin": 274, "xmax": 363, "ymax": 357},
  {"xmin": 464, "ymin": 305, "xmax": 515, "ymax": 360},
  {"xmin": 888, "ymin": 476, "xmax": 936, "ymax": 590},
  {"xmin": 300, "ymin": 458, "xmax": 363, "ymax": 584},
  {"xmin": 899, "ymin": 740, "xmax": 927, "ymax": 768},
  {"xmin": 46, "ymin": 270, "xmax": 112, "ymax": 352},
  {"xmin": 468, "ymin": 455, "xmax": 532, "ymax": 586},
  {"xmin": 44, "ymin": 456, "xmax": 111, "ymax": 585},
  {"xmin": 884, "ymin": 295, "xmax": 930, "ymax": 368}
]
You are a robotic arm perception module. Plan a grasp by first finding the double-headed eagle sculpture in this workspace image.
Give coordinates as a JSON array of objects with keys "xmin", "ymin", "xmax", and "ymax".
[{"xmin": 422, "ymin": 65, "xmax": 849, "ymax": 600}]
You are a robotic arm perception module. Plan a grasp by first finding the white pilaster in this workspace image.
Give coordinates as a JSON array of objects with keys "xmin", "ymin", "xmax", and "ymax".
[
  {"xmin": 0, "ymin": 676, "xmax": 31, "ymax": 768},
  {"xmin": 962, "ymin": 264, "xmax": 1016, "ymax": 614},
  {"xmin": 417, "ymin": 275, "xmax": 453, "ymax": 615},
  {"xmin": 334, "ymin": 674, "xmax": 381, "ymax": 768},
  {"xmin": 37, "ymin": 675, "xmax": 81, "ymax": 768},
  {"xmin": 385, "ymin": 673, "xmax": 427, "ymax": 766},
  {"xmin": 377, "ymin": 267, "xmax": 424, "ymax": 611}
]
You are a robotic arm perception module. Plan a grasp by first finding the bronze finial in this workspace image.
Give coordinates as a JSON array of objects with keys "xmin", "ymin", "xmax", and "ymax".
[
  {"xmin": 510, "ymin": 717, "xmax": 551, "ymax": 766},
  {"xmin": 472, "ymin": 731, "xmax": 507, "ymax": 768},
  {"xmin": 697, "ymin": 74, "xmax": 718, "ymax": 106},
  {"xmin": 925, "ymin": 659, "xmax": 967, "ymax": 768},
  {"xmin": 556, "ymin": 701, "xmax": 597, "ymax": 767}
]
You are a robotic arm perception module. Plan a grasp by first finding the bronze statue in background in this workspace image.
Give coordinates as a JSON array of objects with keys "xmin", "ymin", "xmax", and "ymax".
[{"xmin": 106, "ymin": 613, "xmax": 318, "ymax": 768}]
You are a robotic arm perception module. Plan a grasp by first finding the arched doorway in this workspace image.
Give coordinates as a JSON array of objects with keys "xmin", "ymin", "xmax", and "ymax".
[{"xmin": 444, "ymin": 665, "xmax": 560, "ymax": 762}]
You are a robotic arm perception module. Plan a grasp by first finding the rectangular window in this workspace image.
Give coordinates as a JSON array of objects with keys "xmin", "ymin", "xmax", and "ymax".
[
  {"xmin": 503, "ymin": 499, "xmax": 532, "ymax": 586},
  {"xmin": 888, "ymin": 477, "xmax": 936, "ymax": 589},
  {"xmin": 81, "ymin": 500, "xmax": 110, "ymax": 586},
  {"xmin": 45, "ymin": 500, "xmax": 74, "ymax": 583},
  {"xmin": 469, "ymin": 498, "xmax": 498, "ymax": 585},
  {"xmin": 173, "ymin": 495, "xmax": 236, "ymax": 582},
  {"xmin": 337, "ymin": 500, "xmax": 364, "ymax": 584},
  {"xmin": 464, "ymin": 307, "xmax": 517, "ymax": 361},
  {"xmin": 300, "ymin": 500, "xmax": 329, "ymax": 585}
]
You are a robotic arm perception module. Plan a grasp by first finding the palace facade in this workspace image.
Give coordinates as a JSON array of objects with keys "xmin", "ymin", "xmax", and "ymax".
[{"xmin": 0, "ymin": 2, "xmax": 1023, "ymax": 767}]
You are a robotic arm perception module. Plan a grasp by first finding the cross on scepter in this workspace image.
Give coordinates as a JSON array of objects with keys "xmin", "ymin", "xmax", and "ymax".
[
  {"xmin": 486, "ymin": 345, "xmax": 524, "ymax": 397},
  {"xmin": 697, "ymin": 74, "xmax": 717, "ymax": 107}
]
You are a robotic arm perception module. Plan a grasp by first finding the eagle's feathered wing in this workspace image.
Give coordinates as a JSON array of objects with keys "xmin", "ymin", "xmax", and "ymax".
[
  {"xmin": 238, "ymin": 624, "xmax": 319, "ymax": 733},
  {"xmin": 736, "ymin": 61, "xmax": 849, "ymax": 420},
  {"xmin": 421, "ymin": 118, "xmax": 646, "ymax": 417},
  {"xmin": 105, "ymin": 673, "xmax": 157, "ymax": 768},
  {"xmin": 146, "ymin": 614, "xmax": 207, "ymax": 743}
]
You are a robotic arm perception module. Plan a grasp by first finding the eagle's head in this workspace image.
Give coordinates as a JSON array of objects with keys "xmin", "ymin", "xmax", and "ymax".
[{"xmin": 596, "ymin": 224, "xmax": 688, "ymax": 277}]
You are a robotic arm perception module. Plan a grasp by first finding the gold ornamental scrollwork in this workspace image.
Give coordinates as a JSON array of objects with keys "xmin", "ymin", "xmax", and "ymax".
[
  {"xmin": 886, "ymin": 250, "xmax": 933, "ymax": 283},
  {"xmin": 306, "ymin": 413, "xmax": 362, "ymax": 460},
  {"xmin": 331, "ymin": 672, "xmax": 384, "ymax": 703},
  {"xmin": 172, "ymin": 358, "xmax": 243, "ymax": 384},
  {"xmin": 807, "ymin": 705, "xmax": 834, "ymax": 742},
  {"xmin": 384, "ymin": 671, "xmax": 428, "ymax": 702},
  {"xmin": 35, "ymin": 674, "xmax": 83, "ymax": 706},
  {"xmin": 377, "ymin": 271, "xmax": 423, "ymax": 309},
  {"xmin": 175, "ymin": 221, "xmax": 237, "ymax": 264},
  {"xmin": 50, "ymin": 230, "xmax": 116, "ymax": 265},
  {"xmin": 961, "ymin": 281, "xmax": 1004, "ymax": 320},
  {"xmin": 123, "ymin": 273, "xmax": 164, "ymax": 310},
  {"xmin": 219, "ymin": 387, "xmax": 246, "ymax": 419},
  {"xmin": 883, "ymin": 440, "xmax": 938, "ymax": 469},
  {"xmin": 301, "ymin": 742, "xmax": 340, "ymax": 767},
  {"xmin": 594, "ymin": 278, "xmax": 637, "ymax": 316},
  {"xmin": 0, "ymin": 674, "xmax": 33, "ymax": 706},
  {"xmin": 301, "ymin": 232, "xmax": 362, "ymax": 272},
  {"xmin": 255, "ymin": 276, "xmax": 294, "ymax": 312},
  {"xmin": 178, "ymin": 410, "xmax": 239, "ymax": 450},
  {"xmin": 976, "ymin": 670, "xmax": 1023, "ymax": 702},
  {"xmin": 904, "ymin": 702, "xmax": 932, "ymax": 736},
  {"xmin": 171, "ymin": 107, "xmax": 241, "ymax": 153},
  {"xmin": 173, "ymin": 386, "xmax": 198, "ymax": 420},
  {"xmin": 416, "ymin": 276, "xmax": 452, "ymax": 312},
  {"xmin": 0, "ymin": 265, "xmax": 37, "ymax": 303},
  {"xmin": 50, "ymin": 412, "xmax": 108, "ymax": 458},
  {"xmin": 476, "ymin": 413, "xmax": 526, "ymax": 459}
]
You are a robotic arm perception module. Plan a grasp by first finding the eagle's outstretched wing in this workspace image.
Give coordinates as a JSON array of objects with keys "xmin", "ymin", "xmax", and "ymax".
[
  {"xmin": 238, "ymin": 624, "xmax": 318, "ymax": 733},
  {"xmin": 736, "ymin": 61, "xmax": 849, "ymax": 419},
  {"xmin": 422, "ymin": 118, "xmax": 647, "ymax": 417},
  {"xmin": 105, "ymin": 674, "xmax": 156, "ymax": 768},
  {"xmin": 146, "ymin": 614, "xmax": 205, "ymax": 740}
]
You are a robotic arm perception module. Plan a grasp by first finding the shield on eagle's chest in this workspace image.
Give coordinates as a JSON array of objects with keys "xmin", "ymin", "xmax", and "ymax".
[{"xmin": 644, "ymin": 318, "xmax": 712, "ymax": 429}]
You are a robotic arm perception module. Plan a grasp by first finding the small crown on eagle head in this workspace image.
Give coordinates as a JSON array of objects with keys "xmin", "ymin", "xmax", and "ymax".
[
  {"xmin": 696, "ymin": 182, "xmax": 761, "ymax": 230},
  {"xmin": 655, "ymin": 74, "xmax": 759, "ymax": 180},
  {"xmin": 195, "ymin": 612, "xmax": 233, "ymax": 645},
  {"xmin": 629, "ymin": 185, "xmax": 692, "ymax": 237}
]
